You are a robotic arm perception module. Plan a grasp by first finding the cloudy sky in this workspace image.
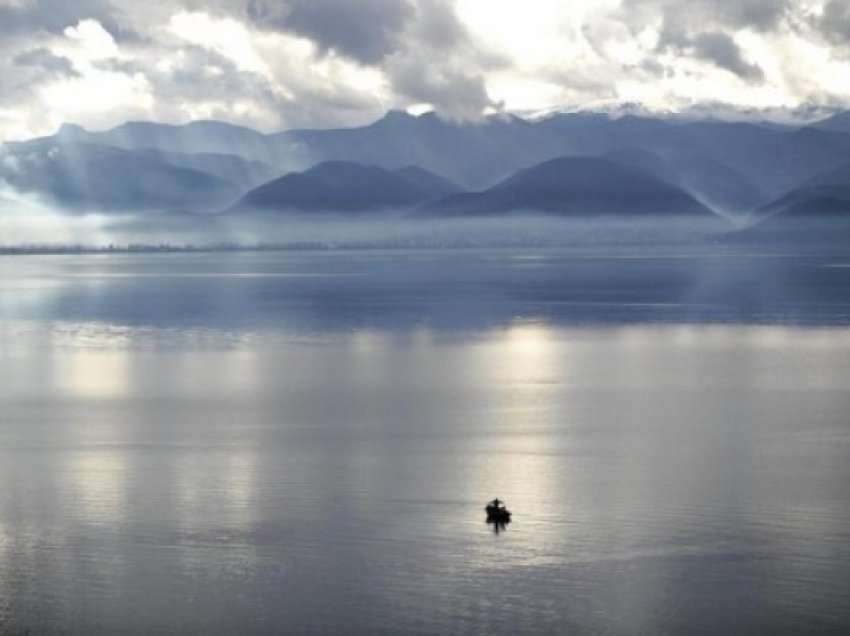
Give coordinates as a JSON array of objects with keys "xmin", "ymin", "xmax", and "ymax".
[{"xmin": 0, "ymin": 0, "xmax": 849, "ymax": 140}]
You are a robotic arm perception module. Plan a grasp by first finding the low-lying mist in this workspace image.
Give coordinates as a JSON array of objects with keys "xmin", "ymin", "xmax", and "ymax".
[
  {"xmin": 0, "ymin": 193, "xmax": 736, "ymax": 251},
  {"xmin": 6, "ymin": 180, "xmax": 844, "ymax": 253},
  {"xmin": 0, "ymin": 186, "xmax": 116, "ymax": 246}
]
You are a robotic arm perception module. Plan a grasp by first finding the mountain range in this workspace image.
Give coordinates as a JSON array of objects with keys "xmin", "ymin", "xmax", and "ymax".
[
  {"xmin": 3, "ymin": 109, "xmax": 850, "ymax": 231},
  {"xmin": 1, "ymin": 139, "xmax": 241, "ymax": 211},
  {"xmin": 754, "ymin": 162, "xmax": 850, "ymax": 220},
  {"xmin": 420, "ymin": 157, "xmax": 714, "ymax": 218},
  {"xmin": 232, "ymin": 161, "xmax": 461, "ymax": 213}
]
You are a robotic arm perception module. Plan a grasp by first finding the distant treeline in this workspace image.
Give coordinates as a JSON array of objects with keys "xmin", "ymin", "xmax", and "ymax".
[
  {"xmin": 0, "ymin": 242, "xmax": 334, "ymax": 255},
  {"xmin": 0, "ymin": 235, "xmax": 574, "ymax": 255}
]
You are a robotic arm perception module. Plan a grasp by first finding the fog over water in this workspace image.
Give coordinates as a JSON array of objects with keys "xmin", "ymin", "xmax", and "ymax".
[
  {"xmin": 0, "ymin": 196, "xmax": 738, "ymax": 251},
  {"xmin": 2, "ymin": 248, "xmax": 850, "ymax": 634},
  {"xmin": 0, "ymin": 173, "xmax": 734, "ymax": 249}
]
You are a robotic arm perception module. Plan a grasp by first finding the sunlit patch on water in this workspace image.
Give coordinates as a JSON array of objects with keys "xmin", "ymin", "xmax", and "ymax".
[{"xmin": 1, "ymin": 249, "xmax": 850, "ymax": 633}]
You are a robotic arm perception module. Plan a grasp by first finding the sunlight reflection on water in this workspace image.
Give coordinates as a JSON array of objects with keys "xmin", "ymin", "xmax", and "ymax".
[{"xmin": 1, "ymin": 250, "xmax": 850, "ymax": 633}]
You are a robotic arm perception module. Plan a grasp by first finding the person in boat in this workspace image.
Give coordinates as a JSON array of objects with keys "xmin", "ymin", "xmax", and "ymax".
[{"xmin": 487, "ymin": 499, "xmax": 509, "ymax": 516}]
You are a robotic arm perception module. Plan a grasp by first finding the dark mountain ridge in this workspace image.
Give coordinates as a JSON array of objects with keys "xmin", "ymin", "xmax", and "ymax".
[
  {"xmin": 232, "ymin": 161, "xmax": 462, "ymax": 213},
  {"xmin": 753, "ymin": 161, "xmax": 850, "ymax": 222},
  {"xmin": 420, "ymin": 156, "xmax": 716, "ymax": 218},
  {"xmin": 808, "ymin": 111, "xmax": 850, "ymax": 135},
  {"xmin": 8, "ymin": 108, "xmax": 850, "ymax": 218},
  {"xmin": 43, "ymin": 110, "xmax": 850, "ymax": 206},
  {"xmin": 602, "ymin": 147, "xmax": 767, "ymax": 214}
]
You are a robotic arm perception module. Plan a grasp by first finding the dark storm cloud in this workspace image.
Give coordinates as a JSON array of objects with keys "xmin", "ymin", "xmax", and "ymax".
[
  {"xmin": 387, "ymin": 59, "xmax": 494, "ymax": 119},
  {"xmin": 622, "ymin": 0, "xmax": 790, "ymax": 32},
  {"xmin": 238, "ymin": 0, "xmax": 501, "ymax": 120},
  {"xmin": 172, "ymin": 0, "xmax": 499, "ymax": 119},
  {"xmin": 0, "ymin": 0, "xmax": 137, "ymax": 40},
  {"xmin": 13, "ymin": 47, "xmax": 79, "ymax": 77},
  {"xmin": 662, "ymin": 31, "xmax": 765, "ymax": 82},
  {"xmin": 611, "ymin": 0, "xmax": 788, "ymax": 82},
  {"xmin": 699, "ymin": 0, "xmax": 789, "ymax": 30},
  {"xmin": 245, "ymin": 0, "xmax": 414, "ymax": 64},
  {"xmin": 94, "ymin": 41, "xmax": 384, "ymax": 132},
  {"xmin": 140, "ymin": 46, "xmax": 287, "ymax": 115},
  {"xmin": 816, "ymin": 0, "xmax": 850, "ymax": 46},
  {"xmin": 412, "ymin": 0, "xmax": 467, "ymax": 49},
  {"xmin": 384, "ymin": 0, "xmax": 503, "ymax": 119},
  {"xmin": 96, "ymin": 45, "xmax": 269, "ymax": 101},
  {"xmin": 691, "ymin": 32, "xmax": 764, "ymax": 81},
  {"xmin": 638, "ymin": 58, "xmax": 668, "ymax": 78}
]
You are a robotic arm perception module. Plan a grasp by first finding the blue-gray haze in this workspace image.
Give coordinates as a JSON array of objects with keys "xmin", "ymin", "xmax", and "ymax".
[{"xmin": 5, "ymin": 111, "xmax": 850, "ymax": 227}]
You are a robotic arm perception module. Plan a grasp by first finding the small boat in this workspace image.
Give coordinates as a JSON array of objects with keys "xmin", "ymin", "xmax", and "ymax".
[{"xmin": 485, "ymin": 498, "xmax": 512, "ymax": 522}]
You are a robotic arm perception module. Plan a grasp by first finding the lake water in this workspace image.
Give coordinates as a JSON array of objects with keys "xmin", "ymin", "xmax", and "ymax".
[{"xmin": 2, "ymin": 248, "xmax": 850, "ymax": 634}]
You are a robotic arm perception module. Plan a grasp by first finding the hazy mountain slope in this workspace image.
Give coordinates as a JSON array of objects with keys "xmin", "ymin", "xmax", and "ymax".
[
  {"xmin": 57, "ymin": 120, "xmax": 269, "ymax": 156},
  {"xmin": 603, "ymin": 148, "xmax": 768, "ymax": 214},
  {"xmin": 669, "ymin": 124, "xmax": 850, "ymax": 198},
  {"xmin": 601, "ymin": 148, "xmax": 675, "ymax": 184},
  {"xmin": 801, "ymin": 161, "xmax": 850, "ymax": 190},
  {"xmin": 55, "ymin": 121, "xmax": 311, "ymax": 171},
  {"xmin": 1, "ymin": 140, "xmax": 240, "ymax": 212},
  {"xmin": 23, "ymin": 125, "xmax": 278, "ymax": 191},
  {"xmin": 274, "ymin": 111, "xmax": 558, "ymax": 190},
  {"xmin": 534, "ymin": 115, "xmax": 850, "ymax": 201},
  {"xmin": 420, "ymin": 157, "xmax": 716, "ymax": 217},
  {"xmin": 734, "ymin": 185, "xmax": 850, "ymax": 243},
  {"xmin": 670, "ymin": 153, "xmax": 769, "ymax": 213},
  {"xmin": 760, "ymin": 192, "xmax": 850, "ymax": 219},
  {"xmin": 393, "ymin": 166, "xmax": 463, "ymax": 199},
  {"xmin": 753, "ymin": 162, "xmax": 850, "ymax": 221},
  {"xmin": 232, "ymin": 161, "xmax": 457, "ymax": 212},
  {"xmin": 464, "ymin": 116, "xmax": 845, "ymax": 198},
  {"xmin": 44, "ymin": 112, "xmax": 850, "ymax": 201},
  {"xmin": 808, "ymin": 111, "xmax": 850, "ymax": 134},
  {"xmin": 142, "ymin": 150, "xmax": 279, "ymax": 190}
]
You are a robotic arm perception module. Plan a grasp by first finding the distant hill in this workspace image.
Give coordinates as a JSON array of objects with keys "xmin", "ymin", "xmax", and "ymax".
[
  {"xmin": 40, "ymin": 111, "xmax": 850, "ymax": 201},
  {"xmin": 800, "ymin": 161, "xmax": 850, "ymax": 192},
  {"xmin": 419, "ymin": 157, "xmax": 716, "ymax": 218},
  {"xmin": 753, "ymin": 162, "xmax": 850, "ymax": 221},
  {"xmin": 270, "ymin": 111, "xmax": 551, "ymax": 189},
  {"xmin": 657, "ymin": 122, "xmax": 850, "ymax": 200},
  {"xmin": 761, "ymin": 192, "xmax": 850, "ymax": 219},
  {"xmin": 602, "ymin": 148, "xmax": 768, "ymax": 214},
  {"xmin": 601, "ymin": 148, "xmax": 674, "ymax": 184},
  {"xmin": 8, "ymin": 110, "xmax": 850, "ymax": 219},
  {"xmin": 394, "ymin": 165, "xmax": 463, "ymax": 198},
  {"xmin": 58, "ymin": 120, "xmax": 273, "ymax": 158},
  {"xmin": 808, "ymin": 111, "xmax": 850, "ymax": 135},
  {"xmin": 733, "ymin": 160, "xmax": 850, "ymax": 242},
  {"xmin": 232, "ymin": 161, "xmax": 462, "ymax": 213},
  {"xmin": 733, "ymin": 192, "xmax": 850, "ymax": 243},
  {"xmin": 137, "ymin": 149, "xmax": 278, "ymax": 190},
  {"xmin": 603, "ymin": 148, "xmax": 768, "ymax": 216},
  {"xmin": 0, "ymin": 140, "xmax": 241, "ymax": 212}
]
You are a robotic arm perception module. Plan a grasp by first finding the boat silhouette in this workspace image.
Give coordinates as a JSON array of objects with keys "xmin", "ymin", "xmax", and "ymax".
[{"xmin": 485, "ymin": 498, "xmax": 512, "ymax": 522}]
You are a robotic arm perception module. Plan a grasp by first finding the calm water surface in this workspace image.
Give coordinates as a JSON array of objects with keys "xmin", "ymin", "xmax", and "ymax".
[{"xmin": 1, "ymin": 248, "xmax": 850, "ymax": 634}]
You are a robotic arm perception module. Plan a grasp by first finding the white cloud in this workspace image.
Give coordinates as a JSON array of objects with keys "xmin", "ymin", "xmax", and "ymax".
[
  {"xmin": 168, "ymin": 11, "xmax": 271, "ymax": 76},
  {"xmin": 0, "ymin": 0, "xmax": 849, "ymax": 141},
  {"xmin": 62, "ymin": 18, "xmax": 118, "ymax": 60}
]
